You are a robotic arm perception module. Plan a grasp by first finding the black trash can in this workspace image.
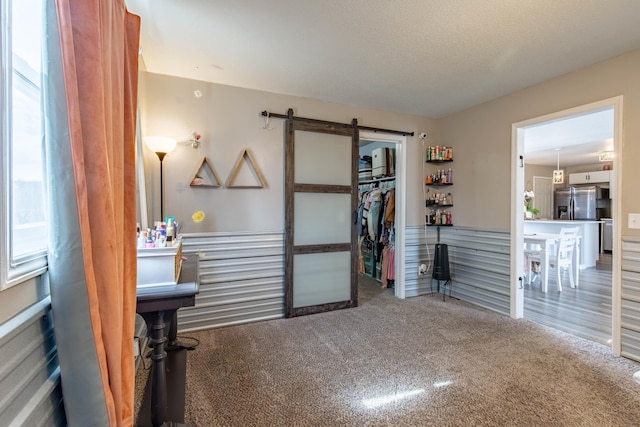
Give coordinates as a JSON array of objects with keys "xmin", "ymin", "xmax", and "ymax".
[
  {"xmin": 432, "ymin": 243, "xmax": 450, "ymax": 281},
  {"xmin": 431, "ymin": 243, "xmax": 452, "ymax": 300}
]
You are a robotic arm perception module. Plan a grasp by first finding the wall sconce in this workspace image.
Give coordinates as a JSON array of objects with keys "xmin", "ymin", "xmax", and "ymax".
[
  {"xmin": 191, "ymin": 131, "xmax": 202, "ymax": 149},
  {"xmin": 599, "ymin": 151, "xmax": 614, "ymax": 161},
  {"xmin": 145, "ymin": 136, "xmax": 177, "ymax": 221}
]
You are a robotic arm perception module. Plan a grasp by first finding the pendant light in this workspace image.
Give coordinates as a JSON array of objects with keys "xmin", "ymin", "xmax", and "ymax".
[{"xmin": 553, "ymin": 148, "xmax": 564, "ymax": 184}]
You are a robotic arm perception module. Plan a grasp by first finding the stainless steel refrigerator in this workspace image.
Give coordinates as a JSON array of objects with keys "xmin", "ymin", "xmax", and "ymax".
[{"xmin": 554, "ymin": 186, "xmax": 606, "ymax": 220}]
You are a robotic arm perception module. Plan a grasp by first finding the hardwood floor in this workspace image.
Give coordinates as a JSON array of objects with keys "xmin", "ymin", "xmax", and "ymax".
[{"xmin": 524, "ymin": 252, "xmax": 612, "ymax": 345}]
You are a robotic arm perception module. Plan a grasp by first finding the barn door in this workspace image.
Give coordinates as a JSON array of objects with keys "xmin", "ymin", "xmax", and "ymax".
[{"xmin": 284, "ymin": 113, "xmax": 358, "ymax": 317}]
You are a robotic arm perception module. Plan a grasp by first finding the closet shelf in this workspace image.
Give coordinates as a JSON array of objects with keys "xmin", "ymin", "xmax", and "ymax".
[{"xmin": 359, "ymin": 176, "xmax": 395, "ymax": 184}]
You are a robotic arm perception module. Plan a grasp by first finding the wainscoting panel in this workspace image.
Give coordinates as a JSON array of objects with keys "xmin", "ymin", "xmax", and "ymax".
[
  {"xmin": 179, "ymin": 231, "xmax": 285, "ymax": 331},
  {"xmin": 405, "ymin": 225, "xmax": 438, "ymax": 297},
  {"xmin": 405, "ymin": 226, "xmax": 511, "ymax": 315},
  {"xmin": 182, "ymin": 227, "xmax": 511, "ymax": 332},
  {"xmin": 0, "ymin": 296, "xmax": 65, "ymax": 426},
  {"xmin": 621, "ymin": 237, "xmax": 640, "ymax": 362}
]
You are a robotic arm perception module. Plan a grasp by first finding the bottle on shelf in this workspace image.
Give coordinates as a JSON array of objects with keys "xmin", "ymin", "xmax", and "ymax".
[
  {"xmin": 166, "ymin": 218, "xmax": 174, "ymax": 242},
  {"xmin": 145, "ymin": 229, "xmax": 154, "ymax": 248},
  {"xmin": 426, "ymin": 145, "xmax": 454, "ymax": 161}
]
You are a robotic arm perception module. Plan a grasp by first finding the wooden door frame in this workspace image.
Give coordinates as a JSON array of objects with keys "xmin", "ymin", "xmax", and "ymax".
[{"xmin": 284, "ymin": 115, "xmax": 359, "ymax": 317}]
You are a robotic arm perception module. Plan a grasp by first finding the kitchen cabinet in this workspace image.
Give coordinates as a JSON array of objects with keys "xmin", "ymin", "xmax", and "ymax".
[{"xmin": 568, "ymin": 170, "xmax": 610, "ymax": 184}]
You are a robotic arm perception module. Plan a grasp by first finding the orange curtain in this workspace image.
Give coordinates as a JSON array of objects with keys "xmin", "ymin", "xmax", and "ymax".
[{"xmin": 53, "ymin": 1, "xmax": 140, "ymax": 425}]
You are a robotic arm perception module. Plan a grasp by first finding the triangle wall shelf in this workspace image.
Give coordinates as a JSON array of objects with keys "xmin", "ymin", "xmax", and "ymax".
[
  {"xmin": 190, "ymin": 157, "xmax": 222, "ymax": 188},
  {"xmin": 225, "ymin": 149, "xmax": 267, "ymax": 189}
]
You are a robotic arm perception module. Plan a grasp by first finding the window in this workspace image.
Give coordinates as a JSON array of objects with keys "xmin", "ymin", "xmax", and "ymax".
[{"xmin": 1, "ymin": 0, "xmax": 47, "ymax": 289}]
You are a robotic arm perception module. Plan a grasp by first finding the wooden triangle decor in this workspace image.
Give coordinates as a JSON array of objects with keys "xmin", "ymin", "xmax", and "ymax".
[
  {"xmin": 225, "ymin": 149, "xmax": 267, "ymax": 189},
  {"xmin": 190, "ymin": 157, "xmax": 222, "ymax": 188}
]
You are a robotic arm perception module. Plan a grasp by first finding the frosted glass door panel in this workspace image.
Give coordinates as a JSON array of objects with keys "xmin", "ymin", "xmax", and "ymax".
[
  {"xmin": 294, "ymin": 131, "xmax": 351, "ymax": 185},
  {"xmin": 293, "ymin": 252, "xmax": 351, "ymax": 308},
  {"xmin": 294, "ymin": 193, "xmax": 351, "ymax": 246}
]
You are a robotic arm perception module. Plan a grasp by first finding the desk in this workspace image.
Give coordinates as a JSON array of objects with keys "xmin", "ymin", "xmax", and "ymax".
[
  {"xmin": 524, "ymin": 233, "xmax": 580, "ymax": 293},
  {"xmin": 136, "ymin": 255, "xmax": 199, "ymax": 427}
]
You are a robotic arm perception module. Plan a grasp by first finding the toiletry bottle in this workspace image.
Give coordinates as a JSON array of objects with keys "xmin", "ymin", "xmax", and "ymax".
[{"xmin": 166, "ymin": 218, "xmax": 174, "ymax": 242}]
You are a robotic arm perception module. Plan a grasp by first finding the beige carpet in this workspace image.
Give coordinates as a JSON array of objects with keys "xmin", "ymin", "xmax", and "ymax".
[{"xmin": 139, "ymin": 279, "xmax": 640, "ymax": 426}]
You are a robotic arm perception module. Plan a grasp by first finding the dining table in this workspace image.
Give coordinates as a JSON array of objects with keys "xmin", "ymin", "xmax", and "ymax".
[{"xmin": 524, "ymin": 232, "xmax": 580, "ymax": 292}]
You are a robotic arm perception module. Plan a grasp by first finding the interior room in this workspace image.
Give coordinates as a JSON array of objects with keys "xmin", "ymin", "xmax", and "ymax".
[
  {"xmin": 3, "ymin": 1, "xmax": 640, "ymax": 426},
  {"xmin": 358, "ymin": 140, "xmax": 398, "ymax": 293},
  {"xmin": 521, "ymin": 107, "xmax": 614, "ymax": 345}
]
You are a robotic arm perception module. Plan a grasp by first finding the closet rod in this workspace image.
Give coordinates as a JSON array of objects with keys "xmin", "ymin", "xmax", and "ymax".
[{"xmin": 260, "ymin": 110, "xmax": 414, "ymax": 137}]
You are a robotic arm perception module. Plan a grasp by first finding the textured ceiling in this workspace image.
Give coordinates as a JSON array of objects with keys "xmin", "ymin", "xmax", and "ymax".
[{"xmin": 126, "ymin": 0, "xmax": 640, "ymax": 118}]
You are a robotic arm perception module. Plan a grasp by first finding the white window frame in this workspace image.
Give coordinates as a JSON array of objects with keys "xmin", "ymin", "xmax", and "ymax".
[{"xmin": 1, "ymin": 0, "xmax": 48, "ymax": 291}]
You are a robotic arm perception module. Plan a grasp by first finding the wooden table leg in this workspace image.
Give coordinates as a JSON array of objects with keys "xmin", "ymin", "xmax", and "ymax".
[{"xmin": 150, "ymin": 311, "xmax": 168, "ymax": 427}]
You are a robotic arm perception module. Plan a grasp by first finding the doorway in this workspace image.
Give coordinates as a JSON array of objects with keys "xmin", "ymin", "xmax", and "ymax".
[
  {"xmin": 511, "ymin": 97, "xmax": 622, "ymax": 353},
  {"xmin": 358, "ymin": 132, "xmax": 407, "ymax": 299},
  {"xmin": 358, "ymin": 140, "xmax": 396, "ymax": 297}
]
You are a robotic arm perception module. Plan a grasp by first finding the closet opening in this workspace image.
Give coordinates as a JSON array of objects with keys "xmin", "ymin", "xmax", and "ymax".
[{"xmin": 358, "ymin": 139, "xmax": 398, "ymax": 299}]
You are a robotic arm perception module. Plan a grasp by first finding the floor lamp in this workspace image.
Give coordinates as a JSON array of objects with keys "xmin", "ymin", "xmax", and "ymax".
[
  {"xmin": 143, "ymin": 136, "xmax": 188, "ymax": 350},
  {"xmin": 144, "ymin": 136, "xmax": 177, "ymax": 222}
]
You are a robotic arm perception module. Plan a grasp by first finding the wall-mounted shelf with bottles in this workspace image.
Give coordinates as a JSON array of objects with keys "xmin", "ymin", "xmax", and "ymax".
[
  {"xmin": 426, "ymin": 191, "xmax": 453, "ymax": 207},
  {"xmin": 426, "ymin": 211, "xmax": 453, "ymax": 226},
  {"xmin": 425, "ymin": 146, "xmax": 454, "ymax": 227},
  {"xmin": 426, "ymin": 145, "xmax": 453, "ymax": 162}
]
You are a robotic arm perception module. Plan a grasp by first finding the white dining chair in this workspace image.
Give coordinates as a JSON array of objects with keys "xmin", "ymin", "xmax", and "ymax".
[
  {"xmin": 524, "ymin": 242, "xmax": 542, "ymax": 285},
  {"xmin": 527, "ymin": 227, "xmax": 579, "ymax": 292}
]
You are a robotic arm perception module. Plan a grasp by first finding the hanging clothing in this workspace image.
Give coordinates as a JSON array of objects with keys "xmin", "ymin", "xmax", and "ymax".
[
  {"xmin": 381, "ymin": 246, "xmax": 390, "ymax": 288},
  {"xmin": 384, "ymin": 189, "xmax": 395, "ymax": 228},
  {"xmin": 367, "ymin": 190, "xmax": 383, "ymax": 242},
  {"xmin": 387, "ymin": 246, "xmax": 396, "ymax": 280},
  {"xmin": 357, "ymin": 182, "xmax": 396, "ymax": 284},
  {"xmin": 358, "ymin": 235, "xmax": 365, "ymax": 274},
  {"xmin": 358, "ymin": 201, "xmax": 366, "ymax": 236}
]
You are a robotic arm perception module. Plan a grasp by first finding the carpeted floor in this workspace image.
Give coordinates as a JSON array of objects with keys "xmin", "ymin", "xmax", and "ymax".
[{"xmin": 137, "ymin": 278, "xmax": 640, "ymax": 426}]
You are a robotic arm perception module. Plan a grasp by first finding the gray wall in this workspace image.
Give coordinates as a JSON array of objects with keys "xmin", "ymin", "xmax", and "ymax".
[
  {"xmin": 439, "ymin": 48, "xmax": 640, "ymax": 233},
  {"xmin": 405, "ymin": 225, "xmax": 510, "ymax": 314},
  {"xmin": 138, "ymin": 71, "xmax": 437, "ymax": 232},
  {"xmin": 0, "ymin": 295, "xmax": 65, "ymax": 426},
  {"xmin": 621, "ymin": 237, "xmax": 640, "ymax": 362},
  {"xmin": 178, "ymin": 231, "xmax": 285, "ymax": 331}
]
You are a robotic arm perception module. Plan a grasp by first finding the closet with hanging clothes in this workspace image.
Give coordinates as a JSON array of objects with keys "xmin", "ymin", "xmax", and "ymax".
[{"xmin": 358, "ymin": 143, "xmax": 396, "ymax": 289}]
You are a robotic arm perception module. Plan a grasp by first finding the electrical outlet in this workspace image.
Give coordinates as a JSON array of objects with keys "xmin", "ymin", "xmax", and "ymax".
[
  {"xmin": 418, "ymin": 263, "xmax": 428, "ymax": 276},
  {"xmin": 630, "ymin": 213, "xmax": 640, "ymax": 229}
]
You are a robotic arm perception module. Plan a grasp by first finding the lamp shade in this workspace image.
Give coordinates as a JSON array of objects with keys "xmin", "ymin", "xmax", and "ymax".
[{"xmin": 145, "ymin": 136, "xmax": 177, "ymax": 154}]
